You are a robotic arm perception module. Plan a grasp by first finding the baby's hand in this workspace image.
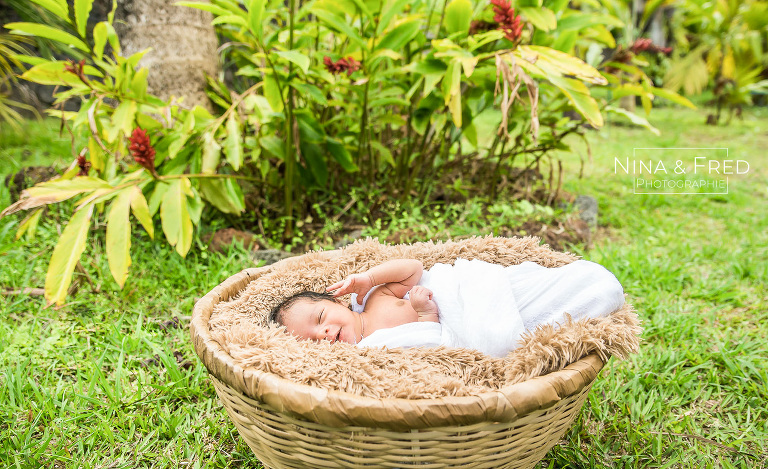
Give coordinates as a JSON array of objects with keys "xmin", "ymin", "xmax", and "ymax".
[
  {"xmin": 409, "ymin": 286, "xmax": 439, "ymax": 322},
  {"xmin": 327, "ymin": 273, "xmax": 374, "ymax": 299}
]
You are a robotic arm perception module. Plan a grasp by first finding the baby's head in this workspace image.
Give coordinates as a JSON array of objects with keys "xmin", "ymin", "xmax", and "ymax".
[{"xmin": 271, "ymin": 291, "xmax": 362, "ymax": 344}]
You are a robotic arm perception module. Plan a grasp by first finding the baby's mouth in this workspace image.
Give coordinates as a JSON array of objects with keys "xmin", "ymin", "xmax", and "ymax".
[{"xmin": 336, "ymin": 328, "xmax": 341, "ymax": 343}]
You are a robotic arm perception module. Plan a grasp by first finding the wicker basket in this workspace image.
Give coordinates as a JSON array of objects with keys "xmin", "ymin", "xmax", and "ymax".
[{"xmin": 191, "ymin": 251, "xmax": 606, "ymax": 469}]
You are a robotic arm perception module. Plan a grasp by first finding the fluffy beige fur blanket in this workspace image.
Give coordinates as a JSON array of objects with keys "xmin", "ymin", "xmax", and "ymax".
[{"xmin": 209, "ymin": 236, "xmax": 641, "ymax": 399}]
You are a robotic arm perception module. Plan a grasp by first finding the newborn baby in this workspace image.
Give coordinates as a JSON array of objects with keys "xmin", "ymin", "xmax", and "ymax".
[
  {"xmin": 270, "ymin": 259, "xmax": 436, "ymax": 344},
  {"xmin": 271, "ymin": 257, "xmax": 625, "ymax": 356}
]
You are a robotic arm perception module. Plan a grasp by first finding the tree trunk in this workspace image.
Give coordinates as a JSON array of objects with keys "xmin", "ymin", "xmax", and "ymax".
[{"xmin": 115, "ymin": 0, "xmax": 219, "ymax": 110}]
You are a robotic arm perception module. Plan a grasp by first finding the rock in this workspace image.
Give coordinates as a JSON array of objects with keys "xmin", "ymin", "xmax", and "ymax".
[
  {"xmin": 334, "ymin": 229, "xmax": 364, "ymax": 249},
  {"xmin": 574, "ymin": 195, "xmax": 598, "ymax": 228},
  {"xmin": 252, "ymin": 249, "xmax": 295, "ymax": 266},
  {"xmin": 203, "ymin": 228, "xmax": 260, "ymax": 253}
]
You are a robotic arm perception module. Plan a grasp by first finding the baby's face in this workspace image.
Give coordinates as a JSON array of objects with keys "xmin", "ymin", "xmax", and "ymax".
[{"xmin": 282, "ymin": 298, "xmax": 361, "ymax": 344}]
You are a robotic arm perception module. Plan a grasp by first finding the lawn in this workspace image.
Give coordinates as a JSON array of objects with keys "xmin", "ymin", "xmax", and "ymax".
[{"xmin": 1, "ymin": 106, "xmax": 766, "ymax": 468}]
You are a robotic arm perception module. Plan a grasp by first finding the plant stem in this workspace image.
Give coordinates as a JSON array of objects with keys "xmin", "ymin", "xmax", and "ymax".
[{"xmin": 283, "ymin": 0, "xmax": 297, "ymax": 241}]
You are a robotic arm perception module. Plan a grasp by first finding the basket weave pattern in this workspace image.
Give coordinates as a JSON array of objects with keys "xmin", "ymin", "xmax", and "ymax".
[{"xmin": 213, "ymin": 374, "xmax": 594, "ymax": 469}]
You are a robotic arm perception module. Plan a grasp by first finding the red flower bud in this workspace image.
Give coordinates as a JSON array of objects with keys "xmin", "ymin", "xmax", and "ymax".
[
  {"xmin": 129, "ymin": 128, "xmax": 156, "ymax": 173},
  {"xmin": 490, "ymin": 0, "xmax": 524, "ymax": 42},
  {"xmin": 76, "ymin": 154, "xmax": 91, "ymax": 176}
]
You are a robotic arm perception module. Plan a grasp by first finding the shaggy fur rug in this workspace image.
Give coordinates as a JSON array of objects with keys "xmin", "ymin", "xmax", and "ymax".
[{"xmin": 209, "ymin": 236, "xmax": 641, "ymax": 399}]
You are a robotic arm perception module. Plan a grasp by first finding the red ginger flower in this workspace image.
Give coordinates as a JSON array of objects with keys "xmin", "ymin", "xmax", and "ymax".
[
  {"xmin": 129, "ymin": 128, "xmax": 156, "ymax": 174},
  {"xmin": 76, "ymin": 154, "xmax": 91, "ymax": 176},
  {"xmin": 323, "ymin": 56, "xmax": 361, "ymax": 76},
  {"xmin": 491, "ymin": 0, "xmax": 523, "ymax": 42},
  {"xmin": 631, "ymin": 38, "xmax": 673, "ymax": 56}
]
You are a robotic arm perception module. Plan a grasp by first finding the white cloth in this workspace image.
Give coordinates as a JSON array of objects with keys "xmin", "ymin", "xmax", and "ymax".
[{"xmin": 353, "ymin": 259, "xmax": 625, "ymax": 357}]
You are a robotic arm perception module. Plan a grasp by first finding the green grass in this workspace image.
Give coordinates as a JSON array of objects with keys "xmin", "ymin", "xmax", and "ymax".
[{"xmin": 1, "ymin": 107, "xmax": 767, "ymax": 467}]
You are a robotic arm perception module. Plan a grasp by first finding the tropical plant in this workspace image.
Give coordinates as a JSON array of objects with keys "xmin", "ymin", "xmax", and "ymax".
[
  {"xmin": 2, "ymin": 0, "xmax": 247, "ymax": 305},
  {"xmin": 0, "ymin": 33, "xmax": 39, "ymax": 131},
  {"xmin": 663, "ymin": 0, "xmax": 768, "ymax": 124}
]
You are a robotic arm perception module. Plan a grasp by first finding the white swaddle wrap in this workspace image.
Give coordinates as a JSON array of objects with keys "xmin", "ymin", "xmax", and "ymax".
[{"xmin": 352, "ymin": 259, "xmax": 625, "ymax": 357}]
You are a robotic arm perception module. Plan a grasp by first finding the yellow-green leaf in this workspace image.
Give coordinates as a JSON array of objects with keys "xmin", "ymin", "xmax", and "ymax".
[
  {"xmin": 160, "ymin": 179, "xmax": 193, "ymax": 257},
  {"xmin": 442, "ymin": 60, "xmax": 461, "ymax": 105},
  {"xmin": 448, "ymin": 92, "xmax": 462, "ymax": 127},
  {"xmin": 45, "ymin": 204, "xmax": 93, "ymax": 305},
  {"xmin": 28, "ymin": 0, "xmax": 69, "ymax": 22},
  {"xmin": 93, "ymin": 22, "xmax": 108, "ymax": 60},
  {"xmin": 519, "ymin": 7, "xmax": 557, "ymax": 32},
  {"xmin": 106, "ymin": 189, "xmax": 132, "ymax": 288},
  {"xmin": 15, "ymin": 208, "xmax": 43, "ymax": 240},
  {"xmin": 517, "ymin": 46, "xmax": 607, "ymax": 85},
  {"xmin": 111, "ymin": 100, "xmax": 137, "ymax": 138},
  {"xmin": 548, "ymin": 76, "xmax": 604, "ymax": 127},
  {"xmin": 75, "ymin": 0, "xmax": 94, "ymax": 38},
  {"xmin": 247, "ymin": 0, "xmax": 267, "ymax": 41},
  {"xmin": 5, "ymin": 22, "xmax": 89, "ymax": 52},
  {"xmin": 201, "ymin": 132, "xmax": 222, "ymax": 174},
  {"xmin": 129, "ymin": 186, "xmax": 154, "ymax": 239},
  {"xmin": 444, "ymin": 0, "xmax": 473, "ymax": 35},
  {"xmin": 199, "ymin": 178, "xmax": 245, "ymax": 214},
  {"xmin": 605, "ymin": 105, "xmax": 659, "ymax": 135},
  {"xmin": 224, "ymin": 113, "xmax": 243, "ymax": 170}
]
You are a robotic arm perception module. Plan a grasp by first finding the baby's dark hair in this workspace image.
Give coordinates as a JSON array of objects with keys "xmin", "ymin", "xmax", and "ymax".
[{"xmin": 270, "ymin": 291, "xmax": 336, "ymax": 325}]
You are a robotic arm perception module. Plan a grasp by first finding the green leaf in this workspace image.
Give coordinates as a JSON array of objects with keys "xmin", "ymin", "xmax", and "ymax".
[
  {"xmin": 104, "ymin": 22, "xmax": 121, "ymax": 55},
  {"xmin": 275, "ymin": 50, "xmax": 310, "ymax": 74},
  {"xmin": 548, "ymin": 76, "xmax": 604, "ymax": 127},
  {"xmin": 199, "ymin": 178, "xmax": 245, "ymax": 214},
  {"xmin": 106, "ymin": 188, "xmax": 132, "ymax": 288},
  {"xmin": 168, "ymin": 112, "xmax": 195, "ymax": 159},
  {"xmin": 129, "ymin": 186, "xmax": 154, "ymax": 239},
  {"xmin": 442, "ymin": 60, "xmax": 461, "ymax": 105},
  {"xmin": 45, "ymin": 204, "xmax": 92, "ymax": 305},
  {"xmin": 519, "ymin": 7, "xmax": 556, "ymax": 32},
  {"xmin": 160, "ymin": 178, "xmax": 193, "ymax": 257},
  {"xmin": 24, "ymin": 176, "xmax": 111, "ymax": 201},
  {"xmin": 75, "ymin": 0, "xmax": 94, "ymax": 38},
  {"xmin": 448, "ymin": 93, "xmax": 462, "ymax": 127},
  {"xmin": 201, "ymin": 131, "xmax": 222, "ymax": 174},
  {"xmin": 247, "ymin": 0, "xmax": 267, "ymax": 41},
  {"xmin": 444, "ymin": 0, "xmax": 473, "ymax": 35},
  {"xmin": 15, "ymin": 208, "xmax": 43, "ymax": 241},
  {"xmin": 148, "ymin": 182, "xmax": 169, "ymax": 217},
  {"xmin": 223, "ymin": 113, "xmax": 243, "ymax": 170},
  {"xmin": 291, "ymin": 82, "xmax": 328, "ymax": 105},
  {"xmin": 5, "ymin": 23, "xmax": 89, "ymax": 52},
  {"xmin": 556, "ymin": 12, "xmax": 624, "ymax": 31},
  {"xmin": 27, "ymin": 0, "xmax": 69, "ymax": 22},
  {"xmin": 111, "ymin": 100, "xmax": 137, "ymax": 139},
  {"xmin": 175, "ymin": 1, "xmax": 233, "ymax": 18},
  {"xmin": 312, "ymin": 9, "xmax": 368, "ymax": 50},
  {"xmin": 605, "ymin": 105, "xmax": 659, "ymax": 135},
  {"xmin": 263, "ymin": 72, "xmax": 284, "ymax": 112},
  {"xmin": 370, "ymin": 140, "xmax": 395, "ymax": 167},
  {"xmin": 376, "ymin": 20, "xmax": 422, "ymax": 52},
  {"xmin": 212, "ymin": 15, "xmax": 248, "ymax": 27},
  {"xmin": 131, "ymin": 67, "xmax": 148, "ymax": 100},
  {"xmin": 260, "ymin": 135, "xmax": 285, "ymax": 159},
  {"xmin": 20, "ymin": 61, "xmax": 101, "ymax": 87},
  {"xmin": 93, "ymin": 22, "xmax": 107, "ymax": 60},
  {"xmin": 377, "ymin": 0, "xmax": 409, "ymax": 35},
  {"xmin": 650, "ymin": 87, "xmax": 696, "ymax": 109},
  {"xmin": 325, "ymin": 137, "xmax": 358, "ymax": 172},
  {"xmin": 301, "ymin": 141, "xmax": 328, "ymax": 185}
]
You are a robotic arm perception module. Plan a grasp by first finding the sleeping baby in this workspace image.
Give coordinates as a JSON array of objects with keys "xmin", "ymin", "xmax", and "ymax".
[{"xmin": 271, "ymin": 257, "xmax": 625, "ymax": 357}]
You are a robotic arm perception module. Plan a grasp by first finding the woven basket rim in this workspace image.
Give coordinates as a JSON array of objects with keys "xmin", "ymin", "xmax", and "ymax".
[{"xmin": 191, "ymin": 248, "xmax": 606, "ymax": 430}]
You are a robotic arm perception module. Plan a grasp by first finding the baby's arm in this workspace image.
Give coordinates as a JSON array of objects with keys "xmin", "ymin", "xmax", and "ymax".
[
  {"xmin": 327, "ymin": 259, "xmax": 423, "ymax": 299},
  {"xmin": 409, "ymin": 286, "xmax": 439, "ymax": 323}
]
